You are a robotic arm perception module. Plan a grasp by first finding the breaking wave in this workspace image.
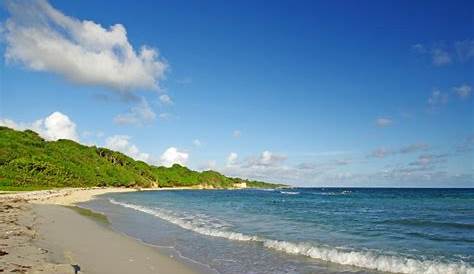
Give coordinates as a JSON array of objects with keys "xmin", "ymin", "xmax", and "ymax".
[
  {"xmin": 109, "ymin": 199, "xmax": 473, "ymax": 274},
  {"xmin": 280, "ymin": 191, "xmax": 300, "ymax": 195}
]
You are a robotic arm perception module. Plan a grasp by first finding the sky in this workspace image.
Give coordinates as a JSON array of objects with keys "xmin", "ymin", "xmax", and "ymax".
[{"xmin": 0, "ymin": 0, "xmax": 473, "ymax": 187}]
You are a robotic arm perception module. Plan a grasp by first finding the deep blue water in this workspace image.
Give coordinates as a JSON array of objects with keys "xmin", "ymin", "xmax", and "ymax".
[{"xmin": 83, "ymin": 188, "xmax": 474, "ymax": 274}]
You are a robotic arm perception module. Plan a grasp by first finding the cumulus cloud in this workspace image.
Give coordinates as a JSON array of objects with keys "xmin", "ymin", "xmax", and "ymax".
[
  {"xmin": 219, "ymin": 149, "xmax": 467, "ymax": 186},
  {"xmin": 104, "ymin": 135, "xmax": 150, "ymax": 162},
  {"xmin": 412, "ymin": 43, "xmax": 451, "ymax": 66},
  {"xmin": 455, "ymin": 40, "xmax": 474, "ymax": 62},
  {"xmin": 226, "ymin": 152, "xmax": 238, "ymax": 167},
  {"xmin": 428, "ymin": 89, "xmax": 449, "ymax": 107},
  {"xmin": 0, "ymin": 111, "xmax": 78, "ymax": 141},
  {"xmin": 375, "ymin": 117, "xmax": 392, "ymax": 127},
  {"xmin": 160, "ymin": 147, "xmax": 189, "ymax": 167},
  {"xmin": 413, "ymin": 41, "xmax": 474, "ymax": 66},
  {"xmin": 242, "ymin": 151, "xmax": 287, "ymax": 168},
  {"xmin": 431, "ymin": 48, "xmax": 452, "ymax": 66},
  {"xmin": 219, "ymin": 150, "xmax": 291, "ymax": 182},
  {"xmin": 453, "ymin": 84, "xmax": 472, "ymax": 99},
  {"xmin": 3, "ymin": 0, "xmax": 167, "ymax": 92},
  {"xmin": 114, "ymin": 98, "xmax": 156, "ymax": 125},
  {"xmin": 159, "ymin": 94, "xmax": 173, "ymax": 105}
]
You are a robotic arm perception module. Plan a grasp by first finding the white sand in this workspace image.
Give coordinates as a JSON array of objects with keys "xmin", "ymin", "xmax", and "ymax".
[{"xmin": 0, "ymin": 188, "xmax": 209, "ymax": 274}]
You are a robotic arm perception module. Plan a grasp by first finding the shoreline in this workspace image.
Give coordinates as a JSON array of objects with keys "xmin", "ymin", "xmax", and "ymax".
[{"xmin": 0, "ymin": 187, "xmax": 211, "ymax": 274}]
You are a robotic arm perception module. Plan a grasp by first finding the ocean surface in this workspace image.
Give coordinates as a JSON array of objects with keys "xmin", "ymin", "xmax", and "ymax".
[{"xmin": 82, "ymin": 188, "xmax": 474, "ymax": 274}]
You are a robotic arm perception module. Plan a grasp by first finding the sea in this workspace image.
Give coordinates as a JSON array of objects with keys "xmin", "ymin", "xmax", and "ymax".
[{"xmin": 81, "ymin": 188, "xmax": 474, "ymax": 274}]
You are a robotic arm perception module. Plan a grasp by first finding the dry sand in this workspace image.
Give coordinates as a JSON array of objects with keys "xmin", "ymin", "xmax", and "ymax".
[{"xmin": 0, "ymin": 188, "xmax": 207, "ymax": 274}]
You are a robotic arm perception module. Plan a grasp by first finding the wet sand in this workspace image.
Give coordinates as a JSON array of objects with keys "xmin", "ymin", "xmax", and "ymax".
[{"xmin": 0, "ymin": 188, "xmax": 206, "ymax": 274}]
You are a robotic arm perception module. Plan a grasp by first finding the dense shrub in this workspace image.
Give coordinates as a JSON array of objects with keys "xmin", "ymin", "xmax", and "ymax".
[{"xmin": 0, "ymin": 127, "xmax": 282, "ymax": 190}]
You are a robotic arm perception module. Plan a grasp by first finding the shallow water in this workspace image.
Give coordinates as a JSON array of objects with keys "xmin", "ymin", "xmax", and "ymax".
[{"xmin": 82, "ymin": 188, "xmax": 474, "ymax": 274}]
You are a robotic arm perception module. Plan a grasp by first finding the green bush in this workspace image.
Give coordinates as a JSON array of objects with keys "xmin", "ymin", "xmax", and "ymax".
[{"xmin": 0, "ymin": 127, "xmax": 284, "ymax": 190}]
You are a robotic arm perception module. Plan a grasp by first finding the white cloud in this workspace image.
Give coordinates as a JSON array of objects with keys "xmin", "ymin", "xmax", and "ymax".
[
  {"xmin": 431, "ymin": 48, "xmax": 452, "ymax": 66},
  {"xmin": 412, "ymin": 43, "xmax": 451, "ymax": 66},
  {"xmin": 42, "ymin": 112, "xmax": 79, "ymax": 141},
  {"xmin": 217, "ymin": 148, "xmax": 466, "ymax": 187},
  {"xmin": 0, "ymin": 111, "xmax": 78, "ymax": 141},
  {"xmin": 233, "ymin": 130, "xmax": 241, "ymax": 138},
  {"xmin": 455, "ymin": 40, "xmax": 474, "ymax": 62},
  {"xmin": 159, "ymin": 94, "xmax": 173, "ymax": 105},
  {"xmin": 369, "ymin": 143, "xmax": 430, "ymax": 159},
  {"xmin": 411, "ymin": 44, "xmax": 426, "ymax": 54},
  {"xmin": 244, "ymin": 150, "xmax": 287, "ymax": 168},
  {"xmin": 409, "ymin": 153, "xmax": 448, "ymax": 168},
  {"xmin": 399, "ymin": 143, "xmax": 430, "ymax": 154},
  {"xmin": 226, "ymin": 152, "xmax": 238, "ymax": 167},
  {"xmin": 428, "ymin": 89, "xmax": 449, "ymax": 107},
  {"xmin": 160, "ymin": 147, "xmax": 189, "ymax": 167},
  {"xmin": 413, "ymin": 41, "xmax": 474, "ymax": 66},
  {"xmin": 114, "ymin": 97, "xmax": 156, "ymax": 125},
  {"xmin": 453, "ymin": 84, "xmax": 472, "ymax": 99},
  {"xmin": 82, "ymin": 130, "xmax": 104, "ymax": 139},
  {"xmin": 158, "ymin": 113, "xmax": 173, "ymax": 121},
  {"xmin": 0, "ymin": 112, "xmax": 157, "ymax": 163},
  {"xmin": 375, "ymin": 117, "xmax": 392, "ymax": 127},
  {"xmin": 104, "ymin": 135, "xmax": 150, "ymax": 162},
  {"xmin": 200, "ymin": 160, "xmax": 216, "ymax": 171},
  {"xmin": 192, "ymin": 139, "xmax": 201, "ymax": 147},
  {"xmin": 369, "ymin": 148, "xmax": 392, "ymax": 159},
  {"xmin": 3, "ymin": 0, "xmax": 167, "ymax": 92}
]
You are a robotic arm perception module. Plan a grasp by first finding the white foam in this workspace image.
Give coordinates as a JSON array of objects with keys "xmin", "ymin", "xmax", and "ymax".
[
  {"xmin": 262, "ymin": 240, "xmax": 473, "ymax": 274},
  {"xmin": 280, "ymin": 191, "xmax": 300, "ymax": 195},
  {"xmin": 109, "ymin": 199, "xmax": 259, "ymax": 241},
  {"xmin": 258, "ymin": 188, "xmax": 276, "ymax": 192},
  {"xmin": 109, "ymin": 199, "xmax": 474, "ymax": 274}
]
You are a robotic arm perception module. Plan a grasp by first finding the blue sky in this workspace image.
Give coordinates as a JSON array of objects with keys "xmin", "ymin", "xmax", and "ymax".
[{"xmin": 0, "ymin": 0, "xmax": 473, "ymax": 187}]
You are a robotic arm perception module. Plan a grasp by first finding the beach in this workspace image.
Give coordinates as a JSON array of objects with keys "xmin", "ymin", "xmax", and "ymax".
[
  {"xmin": 0, "ymin": 188, "xmax": 205, "ymax": 274},
  {"xmin": 1, "ymin": 188, "xmax": 473, "ymax": 274}
]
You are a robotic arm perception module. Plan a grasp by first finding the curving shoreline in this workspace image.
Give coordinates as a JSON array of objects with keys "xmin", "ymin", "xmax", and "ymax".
[{"xmin": 0, "ymin": 188, "xmax": 208, "ymax": 274}]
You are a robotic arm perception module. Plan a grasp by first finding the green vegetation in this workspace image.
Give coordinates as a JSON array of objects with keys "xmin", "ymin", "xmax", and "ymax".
[{"xmin": 0, "ymin": 127, "xmax": 284, "ymax": 190}]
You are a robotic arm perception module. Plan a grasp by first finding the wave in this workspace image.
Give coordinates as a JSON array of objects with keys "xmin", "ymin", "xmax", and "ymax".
[
  {"xmin": 280, "ymin": 191, "xmax": 300, "ymax": 195},
  {"xmin": 109, "ymin": 198, "xmax": 258, "ymax": 241},
  {"xmin": 109, "ymin": 199, "xmax": 474, "ymax": 274},
  {"xmin": 311, "ymin": 190, "xmax": 352, "ymax": 196}
]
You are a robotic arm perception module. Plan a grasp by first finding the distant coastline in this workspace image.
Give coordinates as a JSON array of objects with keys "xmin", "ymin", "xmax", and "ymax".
[{"xmin": 0, "ymin": 126, "xmax": 286, "ymax": 191}]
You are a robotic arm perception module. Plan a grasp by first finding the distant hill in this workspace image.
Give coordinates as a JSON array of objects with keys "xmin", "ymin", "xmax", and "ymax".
[{"xmin": 0, "ymin": 127, "xmax": 284, "ymax": 190}]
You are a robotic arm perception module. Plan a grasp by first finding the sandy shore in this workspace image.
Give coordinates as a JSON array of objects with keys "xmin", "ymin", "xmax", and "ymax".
[{"xmin": 0, "ymin": 188, "xmax": 207, "ymax": 274}]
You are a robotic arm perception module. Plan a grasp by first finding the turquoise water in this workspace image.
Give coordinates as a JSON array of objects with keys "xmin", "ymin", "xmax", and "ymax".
[{"xmin": 83, "ymin": 188, "xmax": 474, "ymax": 274}]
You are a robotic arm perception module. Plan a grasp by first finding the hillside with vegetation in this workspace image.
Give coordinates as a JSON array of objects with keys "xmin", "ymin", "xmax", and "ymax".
[{"xmin": 0, "ymin": 127, "xmax": 284, "ymax": 190}]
